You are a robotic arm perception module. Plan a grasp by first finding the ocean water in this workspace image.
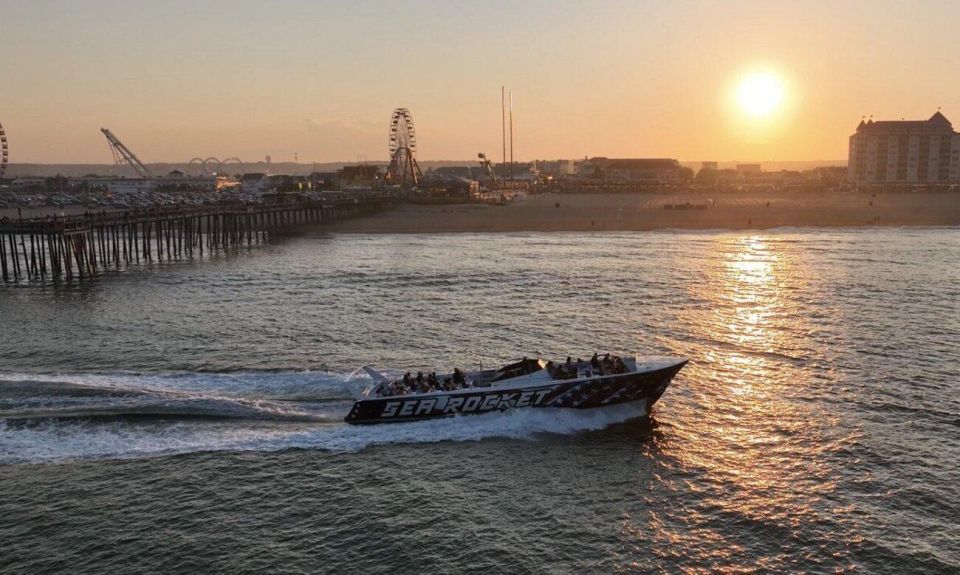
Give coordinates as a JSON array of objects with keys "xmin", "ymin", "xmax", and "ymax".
[{"xmin": 0, "ymin": 228, "xmax": 958, "ymax": 573}]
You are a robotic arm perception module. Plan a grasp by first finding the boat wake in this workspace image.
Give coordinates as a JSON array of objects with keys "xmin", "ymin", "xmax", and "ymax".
[{"xmin": 0, "ymin": 370, "xmax": 651, "ymax": 464}]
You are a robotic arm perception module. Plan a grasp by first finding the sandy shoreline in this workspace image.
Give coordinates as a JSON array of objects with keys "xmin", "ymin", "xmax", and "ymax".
[
  {"xmin": 4, "ymin": 191, "xmax": 958, "ymax": 232},
  {"xmin": 322, "ymin": 191, "xmax": 960, "ymax": 233}
]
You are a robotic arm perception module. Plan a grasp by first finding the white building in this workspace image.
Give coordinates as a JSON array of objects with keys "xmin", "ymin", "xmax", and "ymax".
[
  {"xmin": 848, "ymin": 111, "xmax": 960, "ymax": 185},
  {"xmin": 575, "ymin": 158, "xmax": 682, "ymax": 184}
]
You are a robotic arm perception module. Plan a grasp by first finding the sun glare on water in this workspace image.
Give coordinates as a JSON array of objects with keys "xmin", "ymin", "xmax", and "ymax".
[{"xmin": 736, "ymin": 72, "xmax": 785, "ymax": 118}]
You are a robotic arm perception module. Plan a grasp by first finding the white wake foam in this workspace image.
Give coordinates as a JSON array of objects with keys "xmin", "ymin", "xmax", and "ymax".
[
  {"xmin": 0, "ymin": 401, "xmax": 650, "ymax": 464},
  {"xmin": 0, "ymin": 369, "xmax": 361, "ymax": 400}
]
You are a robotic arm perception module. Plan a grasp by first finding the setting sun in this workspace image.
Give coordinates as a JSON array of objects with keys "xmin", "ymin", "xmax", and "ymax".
[{"xmin": 736, "ymin": 72, "xmax": 785, "ymax": 118}]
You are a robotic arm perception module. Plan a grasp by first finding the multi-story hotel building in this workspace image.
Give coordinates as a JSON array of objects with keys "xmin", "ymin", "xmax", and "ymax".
[{"xmin": 848, "ymin": 111, "xmax": 960, "ymax": 185}]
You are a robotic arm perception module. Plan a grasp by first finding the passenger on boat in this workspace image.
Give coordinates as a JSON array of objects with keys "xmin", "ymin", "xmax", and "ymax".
[
  {"xmin": 413, "ymin": 372, "xmax": 426, "ymax": 392},
  {"xmin": 591, "ymin": 353, "xmax": 601, "ymax": 370},
  {"xmin": 547, "ymin": 359, "xmax": 569, "ymax": 379},
  {"xmin": 595, "ymin": 354, "xmax": 627, "ymax": 376},
  {"xmin": 453, "ymin": 368, "xmax": 466, "ymax": 387},
  {"xmin": 613, "ymin": 356, "xmax": 626, "ymax": 374}
]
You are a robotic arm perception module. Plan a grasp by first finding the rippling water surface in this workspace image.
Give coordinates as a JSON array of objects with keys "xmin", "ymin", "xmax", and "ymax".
[{"xmin": 1, "ymin": 229, "xmax": 958, "ymax": 573}]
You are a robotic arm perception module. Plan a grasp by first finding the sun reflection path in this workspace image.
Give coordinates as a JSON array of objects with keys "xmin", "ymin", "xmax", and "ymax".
[{"xmin": 622, "ymin": 234, "xmax": 862, "ymax": 572}]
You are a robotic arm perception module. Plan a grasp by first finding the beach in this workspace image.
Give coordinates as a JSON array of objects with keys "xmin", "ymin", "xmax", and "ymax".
[
  {"xmin": 324, "ymin": 190, "xmax": 960, "ymax": 233},
  {"xmin": 4, "ymin": 190, "xmax": 959, "ymax": 232}
]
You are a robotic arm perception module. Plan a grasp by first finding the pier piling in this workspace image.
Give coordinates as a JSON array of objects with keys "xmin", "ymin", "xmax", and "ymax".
[{"xmin": 0, "ymin": 196, "xmax": 394, "ymax": 282}]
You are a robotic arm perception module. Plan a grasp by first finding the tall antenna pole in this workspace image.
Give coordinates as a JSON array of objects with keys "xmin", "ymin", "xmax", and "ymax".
[
  {"xmin": 509, "ymin": 90, "xmax": 514, "ymax": 180},
  {"xmin": 501, "ymin": 86, "xmax": 506, "ymax": 181}
]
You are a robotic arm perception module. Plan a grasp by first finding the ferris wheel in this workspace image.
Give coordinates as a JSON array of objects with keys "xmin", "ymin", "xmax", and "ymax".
[
  {"xmin": 388, "ymin": 108, "xmax": 417, "ymax": 159},
  {"xmin": 386, "ymin": 108, "xmax": 422, "ymax": 187},
  {"xmin": 0, "ymin": 122, "xmax": 8, "ymax": 177}
]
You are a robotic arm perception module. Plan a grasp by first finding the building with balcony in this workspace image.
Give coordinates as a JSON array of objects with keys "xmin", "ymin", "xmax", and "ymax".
[{"xmin": 848, "ymin": 111, "xmax": 960, "ymax": 185}]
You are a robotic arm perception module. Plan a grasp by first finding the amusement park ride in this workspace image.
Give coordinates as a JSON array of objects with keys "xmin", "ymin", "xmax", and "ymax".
[
  {"xmin": 188, "ymin": 156, "xmax": 242, "ymax": 176},
  {"xmin": 385, "ymin": 108, "xmax": 422, "ymax": 187},
  {"xmin": 0, "ymin": 121, "xmax": 8, "ymax": 178},
  {"xmin": 101, "ymin": 128, "xmax": 243, "ymax": 178},
  {"xmin": 101, "ymin": 128, "xmax": 152, "ymax": 178}
]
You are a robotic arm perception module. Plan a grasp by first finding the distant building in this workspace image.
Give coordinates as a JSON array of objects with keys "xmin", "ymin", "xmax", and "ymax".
[
  {"xmin": 804, "ymin": 166, "xmax": 847, "ymax": 184},
  {"xmin": 701, "ymin": 161, "xmax": 719, "ymax": 171},
  {"xmin": 308, "ymin": 171, "xmax": 338, "ymax": 191},
  {"xmin": 576, "ymin": 158, "xmax": 682, "ymax": 183},
  {"xmin": 848, "ymin": 111, "xmax": 960, "ymax": 184},
  {"xmin": 535, "ymin": 159, "xmax": 576, "ymax": 178},
  {"xmin": 736, "ymin": 163, "xmax": 762, "ymax": 174},
  {"xmin": 339, "ymin": 164, "xmax": 382, "ymax": 188},
  {"xmin": 8, "ymin": 177, "xmax": 46, "ymax": 192},
  {"xmin": 240, "ymin": 173, "xmax": 271, "ymax": 194},
  {"xmin": 435, "ymin": 166, "xmax": 475, "ymax": 179},
  {"xmin": 420, "ymin": 174, "xmax": 480, "ymax": 198},
  {"xmin": 494, "ymin": 162, "xmax": 535, "ymax": 179},
  {"xmin": 271, "ymin": 175, "xmax": 307, "ymax": 192}
]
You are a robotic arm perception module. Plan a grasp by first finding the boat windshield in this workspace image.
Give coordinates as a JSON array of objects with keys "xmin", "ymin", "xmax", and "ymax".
[{"xmin": 493, "ymin": 358, "xmax": 545, "ymax": 381}]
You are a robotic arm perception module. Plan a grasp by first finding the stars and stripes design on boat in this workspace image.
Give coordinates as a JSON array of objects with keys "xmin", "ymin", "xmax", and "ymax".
[{"xmin": 344, "ymin": 354, "xmax": 687, "ymax": 425}]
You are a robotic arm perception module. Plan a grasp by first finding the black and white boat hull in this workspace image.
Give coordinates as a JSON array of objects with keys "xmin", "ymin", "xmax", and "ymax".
[{"xmin": 345, "ymin": 356, "xmax": 687, "ymax": 425}]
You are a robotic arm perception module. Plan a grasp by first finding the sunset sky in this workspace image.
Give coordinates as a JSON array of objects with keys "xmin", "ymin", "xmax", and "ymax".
[{"xmin": 1, "ymin": 0, "xmax": 958, "ymax": 164}]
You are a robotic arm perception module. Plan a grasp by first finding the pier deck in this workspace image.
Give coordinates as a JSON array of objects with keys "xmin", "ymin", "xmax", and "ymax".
[{"xmin": 0, "ymin": 195, "xmax": 396, "ymax": 281}]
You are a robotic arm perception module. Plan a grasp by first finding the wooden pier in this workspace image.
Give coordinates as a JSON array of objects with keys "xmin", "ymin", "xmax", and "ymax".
[{"xmin": 0, "ymin": 196, "xmax": 395, "ymax": 282}]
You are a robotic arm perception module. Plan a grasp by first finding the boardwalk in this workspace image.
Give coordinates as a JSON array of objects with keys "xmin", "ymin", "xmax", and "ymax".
[{"xmin": 0, "ymin": 195, "xmax": 396, "ymax": 281}]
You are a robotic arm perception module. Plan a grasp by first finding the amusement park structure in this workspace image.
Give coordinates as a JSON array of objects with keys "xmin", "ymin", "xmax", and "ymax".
[
  {"xmin": 386, "ymin": 108, "xmax": 422, "ymax": 187},
  {"xmin": 0, "ymin": 121, "xmax": 8, "ymax": 177},
  {"xmin": 101, "ymin": 128, "xmax": 152, "ymax": 178},
  {"xmin": 188, "ymin": 156, "xmax": 243, "ymax": 176},
  {"xmin": 478, "ymin": 152, "xmax": 494, "ymax": 179}
]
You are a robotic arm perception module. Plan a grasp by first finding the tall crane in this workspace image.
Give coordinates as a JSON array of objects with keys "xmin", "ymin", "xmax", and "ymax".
[{"xmin": 101, "ymin": 128, "xmax": 152, "ymax": 178}]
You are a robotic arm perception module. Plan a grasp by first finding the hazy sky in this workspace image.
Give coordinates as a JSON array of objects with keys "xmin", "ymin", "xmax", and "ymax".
[{"xmin": 1, "ymin": 0, "xmax": 958, "ymax": 164}]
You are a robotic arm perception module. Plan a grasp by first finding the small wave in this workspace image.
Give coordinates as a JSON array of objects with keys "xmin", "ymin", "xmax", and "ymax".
[{"xmin": 685, "ymin": 336, "xmax": 807, "ymax": 364}]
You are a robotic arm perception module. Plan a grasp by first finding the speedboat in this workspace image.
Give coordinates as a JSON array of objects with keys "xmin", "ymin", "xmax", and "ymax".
[{"xmin": 344, "ymin": 354, "xmax": 687, "ymax": 425}]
